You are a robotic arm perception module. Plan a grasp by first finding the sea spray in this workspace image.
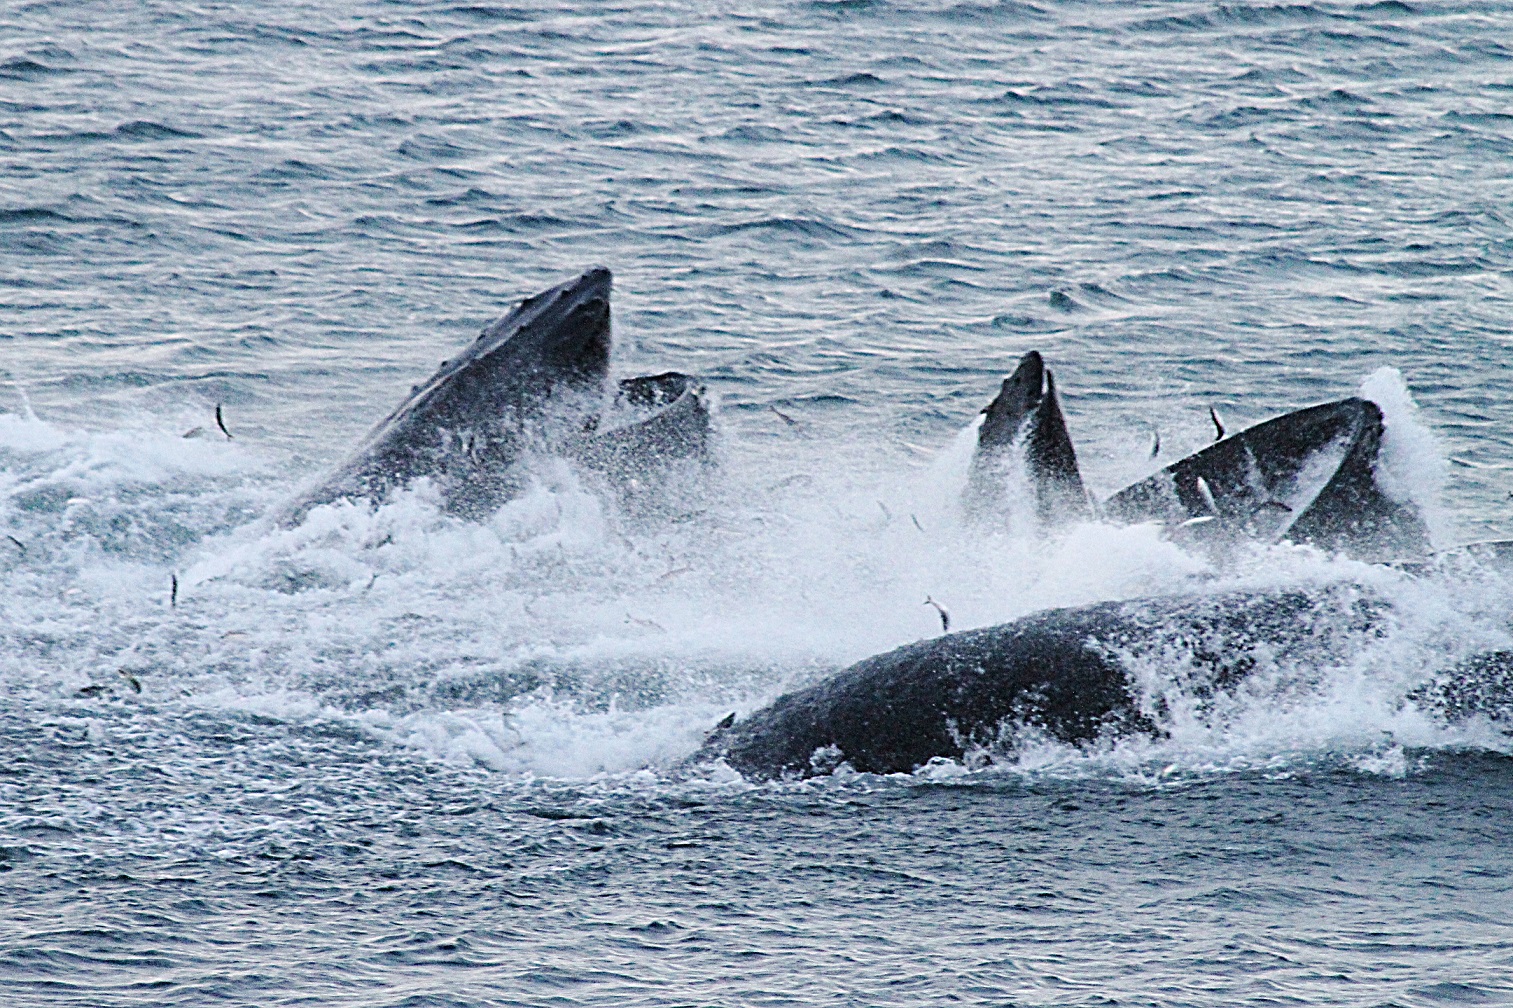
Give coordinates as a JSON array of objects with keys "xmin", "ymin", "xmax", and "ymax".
[{"xmin": 1360, "ymin": 366, "xmax": 1451, "ymax": 548}]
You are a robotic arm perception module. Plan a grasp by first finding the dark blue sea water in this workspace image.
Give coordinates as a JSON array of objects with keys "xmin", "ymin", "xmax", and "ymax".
[{"xmin": 2, "ymin": 1, "xmax": 1512, "ymax": 1004}]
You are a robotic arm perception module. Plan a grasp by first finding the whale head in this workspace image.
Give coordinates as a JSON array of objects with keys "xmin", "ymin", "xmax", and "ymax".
[{"xmin": 978, "ymin": 350, "xmax": 1050, "ymax": 448}]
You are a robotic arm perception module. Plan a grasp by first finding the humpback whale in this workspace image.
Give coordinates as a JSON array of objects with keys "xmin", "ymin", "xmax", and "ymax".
[
  {"xmin": 692, "ymin": 368, "xmax": 1469, "ymax": 781},
  {"xmin": 695, "ymin": 586, "xmax": 1372, "ymax": 778},
  {"xmin": 958, "ymin": 354, "xmax": 1428, "ymax": 560},
  {"xmin": 963, "ymin": 351, "xmax": 1091, "ymax": 528},
  {"xmin": 283, "ymin": 268, "xmax": 613, "ymax": 524},
  {"xmin": 1104, "ymin": 396, "xmax": 1430, "ymax": 559},
  {"xmin": 280, "ymin": 268, "xmax": 714, "ymax": 525},
  {"xmin": 695, "ymin": 579, "xmax": 1508, "ymax": 779}
]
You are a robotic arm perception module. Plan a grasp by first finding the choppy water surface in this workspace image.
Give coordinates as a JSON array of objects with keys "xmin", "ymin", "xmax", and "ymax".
[{"xmin": 2, "ymin": 0, "xmax": 1512, "ymax": 1004}]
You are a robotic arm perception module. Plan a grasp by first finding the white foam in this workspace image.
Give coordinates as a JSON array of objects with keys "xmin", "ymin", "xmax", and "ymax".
[
  {"xmin": 1359, "ymin": 366, "xmax": 1451, "ymax": 547},
  {"xmin": 0, "ymin": 410, "xmax": 68, "ymax": 453}
]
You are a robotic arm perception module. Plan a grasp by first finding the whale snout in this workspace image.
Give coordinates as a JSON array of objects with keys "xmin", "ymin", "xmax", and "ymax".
[{"xmin": 572, "ymin": 265, "xmax": 612, "ymax": 300}]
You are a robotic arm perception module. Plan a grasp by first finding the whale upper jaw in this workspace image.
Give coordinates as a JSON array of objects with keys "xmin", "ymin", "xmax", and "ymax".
[
  {"xmin": 468, "ymin": 265, "xmax": 612, "ymax": 384},
  {"xmin": 408, "ymin": 265, "xmax": 614, "ymax": 427},
  {"xmin": 979, "ymin": 350, "xmax": 1048, "ymax": 444}
]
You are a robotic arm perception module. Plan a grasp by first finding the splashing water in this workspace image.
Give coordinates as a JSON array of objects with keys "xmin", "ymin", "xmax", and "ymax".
[
  {"xmin": 1360, "ymin": 366, "xmax": 1453, "ymax": 548},
  {"xmin": 1, "ymin": 367, "xmax": 1507, "ymax": 785}
]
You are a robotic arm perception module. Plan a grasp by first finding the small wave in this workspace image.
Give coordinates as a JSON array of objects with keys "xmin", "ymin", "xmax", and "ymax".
[
  {"xmin": 360, "ymin": 54, "xmax": 476, "ymax": 75},
  {"xmin": 1048, "ymin": 290, "xmax": 1085, "ymax": 313},
  {"xmin": 32, "ymin": 128, "xmax": 113, "ymax": 145},
  {"xmin": 1075, "ymin": 282, "xmax": 1130, "ymax": 305},
  {"xmin": 990, "ymin": 312, "xmax": 1042, "ymax": 329},
  {"xmin": 583, "ymin": 118, "xmax": 646, "ymax": 139},
  {"xmin": 1128, "ymin": 12, "xmax": 1215, "ymax": 31},
  {"xmin": 847, "ymin": 145, "xmax": 964, "ymax": 165},
  {"xmin": 1213, "ymin": 3, "xmax": 1337, "ymax": 25},
  {"xmin": 114, "ymin": 120, "xmax": 202, "ymax": 140},
  {"xmin": 878, "ymin": 258, "xmax": 990, "ymax": 280},
  {"xmin": 1444, "ymin": 111, "xmax": 1513, "ymax": 126},
  {"xmin": 1420, "ymin": 208, "xmax": 1507, "ymax": 228},
  {"xmin": 849, "ymin": 109, "xmax": 932, "ymax": 126},
  {"xmin": 396, "ymin": 137, "xmax": 472, "ymax": 161},
  {"xmin": 478, "ymin": 212, "xmax": 575, "ymax": 233},
  {"xmin": 1371, "ymin": 257, "xmax": 1493, "ymax": 279},
  {"xmin": 707, "ymin": 124, "xmax": 789, "ymax": 144},
  {"xmin": 0, "ymin": 57, "xmax": 70, "ymax": 79},
  {"xmin": 809, "ymin": 0, "xmax": 883, "ymax": 12},
  {"xmin": 1297, "ymin": 87, "xmax": 1373, "ymax": 108},
  {"xmin": 706, "ymin": 217, "xmax": 858, "ymax": 241},
  {"xmin": 1230, "ymin": 66, "xmax": 1312, "ymax": 84},
  {"xmin": 939, "ymin": 0, "xmax": 1048, "ymax": 22},
  {"xmin": 247, "ymin": 24, "xmax": 315, "ymax": 47},
  {"xmin": 992, "ymin": 86, "xmax": 1117, "ymax": 109},
  {"xmin": 444, "ymin": 4, "xmax": 534, "ymax": 21},
  {"xmin": 1195, "ymin": 104, "xmax": 1295, "ymax": 129},
  {"xmin": 254, "ymin": 158, "xmax": 337, "ymax": 181},
  {"xmin": 0, "ymin": 207, "xmax": 73, "ymax": 225},
  {"xmin": 423, "ymin": 187, "xmax": 499, "ymax": 208},
  {"xmin": 1460, "ymin": 40, "xmax": 1512, "ymax": 59},
  {"xmin": 812, "ymin": 72, "xmax": 889, "ymax": 88}
]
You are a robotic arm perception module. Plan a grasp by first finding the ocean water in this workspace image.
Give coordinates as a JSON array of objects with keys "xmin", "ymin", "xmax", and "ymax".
[{"xmin": 2, "ymin": 0, "xmax": 1512, "ymax": 1004}]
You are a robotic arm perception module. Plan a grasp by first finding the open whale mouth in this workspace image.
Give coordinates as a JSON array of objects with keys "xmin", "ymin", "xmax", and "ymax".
[
  {"xmin": 592, "ymin": 373, "xmax": 708, "ymax": 447},
  {"xmin": 964, "ymin": 349, "xmax": 1091, "ymax": 529},
  {"xmin": 573, "ymin": 372, "xmax": 714, "ymax": 519},
  {"xmin": 1104, "ymin": 396, "xmax": 1429, "ymax": 560}
]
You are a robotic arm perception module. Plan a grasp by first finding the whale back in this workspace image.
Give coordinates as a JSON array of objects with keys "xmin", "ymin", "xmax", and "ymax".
[{"xmin": 697, "ymin": 587, "xmax": 1388, "ymax": 779}]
